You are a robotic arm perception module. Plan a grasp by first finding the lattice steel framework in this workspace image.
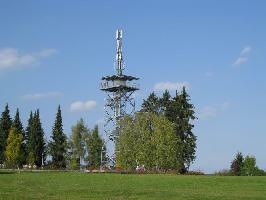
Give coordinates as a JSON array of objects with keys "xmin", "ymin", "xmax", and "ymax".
[{"xmin": 100, "ymin": 29, "xmax": 139, "ymax": 156}]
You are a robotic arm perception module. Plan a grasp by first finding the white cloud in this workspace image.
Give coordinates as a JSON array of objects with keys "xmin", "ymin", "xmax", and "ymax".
[
  {"xmin": 154, "ymin": 81, "xmax": 190, "ymax": 92},
  {"xmin": 240, "ymin": 46, "xmax": 251, "ymax": 56},
  {"xmin": 199, "ymin": 101, "xmax": 231, "ymax": 120},
  {"xmin": 70, "ymin": 100, "xmax": 97, "ymax": 112},
  {"xmin": 0, "ymin": 48, "xmax": 57, "ymax": 70},
  {"xmin": 233, "ymin": 57, "xmax": 248, "ymax": 66},
  {"xmin": 21, "ymin": 92, "xmax": 62, "ymax": 100},
  {"xmin": 233, "ymin": 46, "xmax": 251, "ymax": 66}
]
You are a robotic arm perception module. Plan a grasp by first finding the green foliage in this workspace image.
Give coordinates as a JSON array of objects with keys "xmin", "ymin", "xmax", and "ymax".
[
  {"xmin": 241, "ymin": 156, "xmax": 261, "ymax": 176},
  {"xmin": 25, "ymin": 110, "xmax": 46, "ymax": 167},
  {"xmin": 229, "ymin": 153, "xmax": 265, "ymax": 176},
  {"xmin": 171, "ymin": 88, "xmax": 197, "ymax": 172},
  {"xmin": 28, "ymin": 152, "xmax": 35, "ymax": 166},
  {"xmin": 4, "ymin": 127, "xmax": 23, "ymax": 168},
  {"xmin": 86, "ymin": 125, "xmax": 106, "ymax": 169},
  {"xmin": 0, "ymin": 104, "xmax": 12, "ymax": 163},
  {"xmin": 49, "ymin": 105, "xmax": 67, "ymax": 169},
  {"xmin": 141, "ymin": 92, "xmax": 162, "ymax": 115},
  {"xmin": 214, "ymin": 169, "xmax": 232, "ymax": 176},
  {"xmin": 69, "ymin": 157, "xmax": 79, "ymax": 170},
  {"xmin": 69, "ymin": 118, "xmax": 88, "ymax": 169},
  {"xmin": 25, "ymin": 111, "xmax": 34, "ymax": 163},
  {"xmin": 12, "ymin": 108, "xmax": 27, "ymax": 166},
  {"xmin": 230, "ymin": 152, "xmax": 244, "ymax": 176},
  {"xmin": 140, "ymin": 88, "xmax": 197, "ymax": 173},
  {"xmin": 116, "ymin": 112, "xmax": 181, "ymax": 171}
]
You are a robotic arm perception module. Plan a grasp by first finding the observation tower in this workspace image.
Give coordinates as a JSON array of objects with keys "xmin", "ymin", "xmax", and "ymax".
[{"xmin": 100, "ymin": 29, "xmax": 139, "ymax": 144}]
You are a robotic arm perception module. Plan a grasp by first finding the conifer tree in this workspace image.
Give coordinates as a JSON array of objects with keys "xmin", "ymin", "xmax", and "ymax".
[
  {"xmin": 161, "ymin": 90, "xmax": 171, "ymax": 116},
  {"xmin": 172, "ymin": 87, "xmax": 197, "ymax": 173},
  {"xmin": 49, "ymin": 105, "xmax": 67, "ymax": 169},
  {"xmin": 0, "ymin": 104, "xmax": 12, "ymax": 163},
  {"xmin": 12, "ymin": 108, "xmax": 26, "ymax": 165},
  {"xmin": 231, "ymin": 152, "xmax": 244, "ymax": 176},
  {"xmin": 25, "ymin": 110, "xmax": 46, "ymax": 167},
  {"xmin": 34, "ymin": 109, "xmax": 46, "ymax": 167},
  {"xmin": 13, "ymin": 109, "xmax": 24, "ymax": 135},
  {"xmin": 25, "ymin": 111, "xmax": 34, "ymax": 163},
  {"xmin": 141, "ymin": 92, "xmax": 162, "ymax": 115}
]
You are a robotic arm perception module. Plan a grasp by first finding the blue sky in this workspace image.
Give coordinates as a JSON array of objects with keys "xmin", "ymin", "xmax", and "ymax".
[{"xmin": 0, "ymin": 0, "xmax": 265, "ymax": 173}]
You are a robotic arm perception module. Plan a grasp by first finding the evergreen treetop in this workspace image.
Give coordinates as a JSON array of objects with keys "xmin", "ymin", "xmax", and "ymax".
[
  {"xmin": 49, "ymin": 105, "xmax": 67, "ymax": 169},
  {"xmin": 13, "ymin": 108, "xmax": 24, "ymax": 138},
  {"xmin": 0, "ymin": 104, "xmax": 13, "ymax": 163}
]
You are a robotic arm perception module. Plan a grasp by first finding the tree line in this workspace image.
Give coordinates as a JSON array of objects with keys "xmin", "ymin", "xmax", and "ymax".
[
  {"xmin": 116, "ymin": 87, "xmax": 197, "ymax": 173},
  {"xmin": 0, "ymin": 104, "xmax": 105, "ymax": 169},
  {"xmin": 230, "ymin": 152, "xmax": 265, "ymax": 176}
]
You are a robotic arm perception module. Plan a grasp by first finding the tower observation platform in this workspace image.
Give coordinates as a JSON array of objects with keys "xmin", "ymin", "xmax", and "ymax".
[{"xmin": 100, "ymin": 29, "xmax": 139, "ymax": 145}]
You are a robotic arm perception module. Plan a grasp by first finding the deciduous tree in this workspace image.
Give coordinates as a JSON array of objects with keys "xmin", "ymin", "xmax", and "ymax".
[
  {"xmin": 5, "ymin": 127, "xmax": 23, "ymax": 168},
  {"xmin": 69, "ymin": 118, "xmax": 88, "ymax": 169},
  {"xmin": 86, "ymin": 125, "xmax": 106, "ymax": 169},
  {"xmin": 116, "ymin": 113, "xmax": 180, "ymax": 171}
]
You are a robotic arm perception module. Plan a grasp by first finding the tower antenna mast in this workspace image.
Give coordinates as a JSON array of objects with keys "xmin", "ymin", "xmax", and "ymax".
[{"xmin": 100, "ymin": 29, "xmax": 139, "ymax": 166}]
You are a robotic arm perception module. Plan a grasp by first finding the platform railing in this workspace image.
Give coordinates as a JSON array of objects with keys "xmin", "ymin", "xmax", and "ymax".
[{"xmin": 100, "ymin": 81, "xmax": 139, "ymax": 90}]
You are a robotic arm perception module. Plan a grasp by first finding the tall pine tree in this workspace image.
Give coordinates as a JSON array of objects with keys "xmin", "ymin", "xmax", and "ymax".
[
  {"xmin": 25, "ymin": 111, "xmax": 34, "ymax": 163},
  {"xmin": 0, "ymin": 104, "xmax": 12, "ymax": 163},
  {"xmin": 172, "ymin": 87, "xmax": 197, "ymax": 173},
  {"xmin": 34, "ymin": 109, "xmax": 46, "ymax": 167},
  {"xmin": 141, "ymin": 92, "xmax": 162, "ymax": 115},
  {"xmin": 12, "ymin": 108, "xmax": 26, "ymax": 165},
  {"xmin": 25, "ymin": 110, "xmax": 46, "ymax": 167},
  {"xmin": 49, "ymin": 105, "xmax": 67, "ymax": 169}
]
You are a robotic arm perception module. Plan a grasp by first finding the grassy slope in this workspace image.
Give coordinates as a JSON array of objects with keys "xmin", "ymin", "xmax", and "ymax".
[{"xmin": 0, "ymin": 171, "xmax": 266, "ymax": 200}]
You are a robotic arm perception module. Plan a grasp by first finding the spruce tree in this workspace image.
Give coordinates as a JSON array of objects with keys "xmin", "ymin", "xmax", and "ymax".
[
  {"xmin": 49, "ymin": 105, "xmax": 67, "ymax": 169},
  {"xmin": 25, "ymin": 110, "xmax": 46, "ymax": 167},
  {"xmin": 0, "ymin": 104, "xmax": 12, "ymax": 163},
  {"xmin": 12, "ymin": 108, "xmax": 26, "ymax": 165},
  {"xmin": 34, "ymin": 109, "xmax": 46, "ymax": 167},
  {"xmin": 161, "ymin": 90, "xmax": 171, "ymax": 116},
  {"xmin": 141, "ymin": 92, "xmax": 162, "ymax": 115},
  {"xmin": 25, "ymin": 111, "xmax": 34, "ymax": 163},
  {"xmin": 231, "ymin": 152, "xmax": 244, "ymax": 176},
  {"xmin": 13, "ymin": 109, "xmax": 24, "ymax": 136},
  {"xmin": 172, "ymin": 87, "xmax": 197, "ymax": 173}
]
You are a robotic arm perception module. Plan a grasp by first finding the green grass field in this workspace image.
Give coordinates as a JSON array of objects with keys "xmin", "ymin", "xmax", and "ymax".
[{"xmin": 0, "ymin": 171, "xmax": 266, "ymax": 200}]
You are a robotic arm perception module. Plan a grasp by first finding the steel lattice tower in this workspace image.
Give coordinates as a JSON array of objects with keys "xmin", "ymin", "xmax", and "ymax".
[{"xmin": 100, "ymin": 30, "xmax": 139, "ymax": 162}]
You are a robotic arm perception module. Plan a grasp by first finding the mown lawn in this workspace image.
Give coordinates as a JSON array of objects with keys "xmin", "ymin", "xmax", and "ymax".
[{"xmin": 0, "ymin": 171, "xmax": 266, "ymax": 200}]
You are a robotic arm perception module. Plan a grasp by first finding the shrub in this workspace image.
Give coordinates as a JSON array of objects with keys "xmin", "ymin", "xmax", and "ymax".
[{"xmin": 214, "ymin": 169, "xmax": 232, "ymax": 176}]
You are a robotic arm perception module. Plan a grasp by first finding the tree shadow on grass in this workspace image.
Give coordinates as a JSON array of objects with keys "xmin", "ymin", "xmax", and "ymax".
[{"xmin": 0, "ymin": 171, "xmax": 16, "ymax": 174}]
